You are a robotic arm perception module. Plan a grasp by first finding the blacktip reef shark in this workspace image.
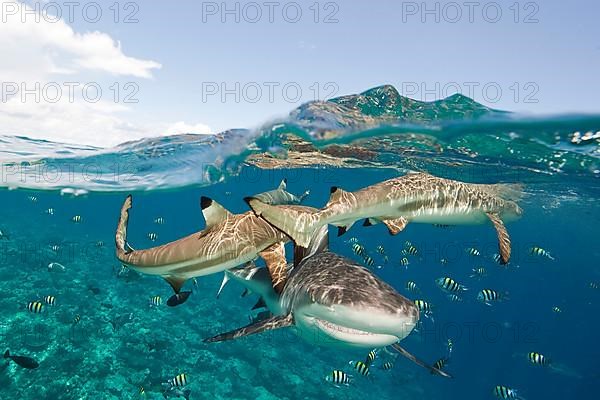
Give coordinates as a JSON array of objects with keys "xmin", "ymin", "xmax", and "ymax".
[
  {"xmin": 246, "ymin": 172, "xmax": 523, "ymax": 264},
  {"xmin": 115, "ymin": 195, "xmax": 292, "ymax": 306},
  {"xmin": 250, "ymin": 178, "xmax": 310, "ymax": 205},
  {"xmin": 205, "ymin": 226, "xmax": 451, "ymax": 378}
]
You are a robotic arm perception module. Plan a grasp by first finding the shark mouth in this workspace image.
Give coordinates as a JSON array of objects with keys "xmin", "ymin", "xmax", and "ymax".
[
  {"xmin": 313, "ymin": 318, "xmax": 377, "ymax": 336},
  {"xmin": 300, "ymin": 316, "xmax": 401, "ymax": 348}
]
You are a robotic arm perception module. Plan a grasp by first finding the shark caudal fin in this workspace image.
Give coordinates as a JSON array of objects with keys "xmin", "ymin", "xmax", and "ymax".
[
  {"xmin": 115, "ymin": 195, "xmax": 133, "ymax": 260},
  {"xmin": 203, "ymin": 314, "xmax": 294, "ymax": 343},
  {"xmin": 245, "ymin": 198, "xmax": 321, "ymax": 248}
]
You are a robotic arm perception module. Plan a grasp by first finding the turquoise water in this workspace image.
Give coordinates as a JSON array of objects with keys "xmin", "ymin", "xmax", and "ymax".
[{"xmin": 1, "ymin": 86, "xmax": 599, "ymax": 399}]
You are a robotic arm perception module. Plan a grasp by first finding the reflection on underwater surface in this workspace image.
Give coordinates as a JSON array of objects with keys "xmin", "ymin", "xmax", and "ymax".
[{"xmin": 0, "ymin": 86, "xmax": 599, "ymax": 399}]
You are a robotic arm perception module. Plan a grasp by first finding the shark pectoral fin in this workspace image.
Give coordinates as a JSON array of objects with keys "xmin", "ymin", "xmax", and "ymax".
[
  {"xmin": 216, "ymin": 273, "xmax": 229, "ymax": 299},
  {"xmin": 260, "ymin": 241, "xmax": 288, "ymax": 294},
  {"xmin": 203, "ymin": 314, "xmax": 294, "ymax": 343},
  {"xmin": 251, "ymin": 297, "xmax": 266, "ymax": 310},
  {"xmin": 164, "ymin": 276, "xmax": 187, "ymax": 293},
  {"xmin": 391, "ymin": 343, "xmax": 452, "ymax": 378},
  {"xmin": 486, "ymin": 212, "xmax": 511, "ymax": 264},
  {"xmin": 200, "ymin": 197, "xmax": 234, "ymax": 228},
  {"xmin": 382, "ymin": 217, "xmax": 409, "ymax": 235}
]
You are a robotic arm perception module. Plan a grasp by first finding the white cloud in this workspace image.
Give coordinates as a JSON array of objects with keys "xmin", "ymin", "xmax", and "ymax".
[
  {"xmin": 164, "ymin": 121, "xmax": 212, "ymax": 136},
  {"xmin": 0, "ymin": 0, "xmax": 211, "ymax": 147},
  {"xmin": 0, "ymin": 0, "xmax": 161, "ymax": 78}
]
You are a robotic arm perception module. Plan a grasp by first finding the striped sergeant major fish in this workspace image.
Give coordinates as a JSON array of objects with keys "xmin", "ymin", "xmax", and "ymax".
[
  {"xmin": 325, "ymin": 370, "xmax": 350, "ymax": 386},
  {"xmin": 364, "ymin": 349, "xmax": 378, "ymax": 366},
  {"xmin": 381, "ymin": 362, "xmax": 394, "ymax": 370},
  {"xmin": 154, "ymin": 217, "xmax": 165, "ymax": 225},
  {"xmin": 470, "ymin": 267, "xmax": 487, "ymax": 278},
  {"xmin": 149, "ymin": 295, "xmax": 162, "ymax": 307},
  {"xmin": 552, "ymin": 306, "xmax": 562, "ymax": 313},
  {"xmin": 376, "ymin": 245, "xmax": 389, "ymax": 263},
  {"xmin": 435, "ymin": 277, "xmax": 467, "ymax": 293},
  {"xmin": 493, "ymin": 385, "xmax": 523, "ymax": 399},
  {"xmin": 414, "ymin": 299, "xmax": 434, "ymax": 319},
  {"xmin": 245, "ymin": 172, "xmax": 522, "ymax": 265},
  {"xmin": 406, "ymin": 281, "xmax": 419, "ymax": 293},
  {"xmin": 72, "ymin": 314, "xmax": 81, "ymax": 325},
  {"xmin": 399, "ymin": 257, "xmax": 409, "ymax": 267},
  {"xmin": 27, "ymin": 301, "xmax": 44, "ymax": 313},
  {"xmin": 349, "ymin": 360, "xmax": 370, "ymax": 377},
  {"xmin": 466, "ymin": 247, "xmax": 480, "ymax": 256},
  {"xmin": 147, "ymin": 232, "xmax": 158, "ymax": 241},
  {"xmin": 165, "ymin": 373, "xmax": 188, "ymax": 388},
  {"xmin": 432, "ymin": 357, "xmax": 449, "ymax": 374},
  {"xmin": 351, "ymin": 243, "xmax": 366, "ymax": 257},
  {"xmin": 530, "ymin": 246, "xmax": 554, "ymax": 260},
  {"xmin": 528, "ymin": 352, "xmax": 550, "ymax": 366},
  {"xmin": 447, "ymin": 294, "xmax": 463, "ymax": 303},
  {"xmin": 402, "ymin": 243, "xmax": 418, "ymax": 256},
  {"xmin": 71, "ymin": 215, "xmax": 82, "ymax": 223},
  {"xmin": 43, "ymin": 295, "xmax": 56, "ymax": 306},
  {"xmin": 362, "ymin": 255, "xmax": 375, "ymax": 268},
  {"xmin": 477, "ymin": 289, "xmax": 509, "ymax": 306},
  {"xmin": 115, "ymin": 194, "xmax": 291, "ymax": 307}
]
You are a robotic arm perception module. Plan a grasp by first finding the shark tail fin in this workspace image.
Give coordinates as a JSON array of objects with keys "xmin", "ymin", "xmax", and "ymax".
[
  {"xmin": 115, "ymin": 195, "xmax": 133, "ymax": 260},
  {"xmin": 245, "ymin": 198, "xmax": 321, "ymax": 248}
]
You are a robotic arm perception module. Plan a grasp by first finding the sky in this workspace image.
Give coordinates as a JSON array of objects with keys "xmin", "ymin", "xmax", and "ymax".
[{"xmin": 0, "ymin": 0, "xmax": 599, "ymax": 147}]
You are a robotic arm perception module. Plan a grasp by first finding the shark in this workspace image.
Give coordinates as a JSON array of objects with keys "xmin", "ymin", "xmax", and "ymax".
[
  {"xmin": 245, "ymin": 172, "xmax": 523, "ymax": 264},
  {"xmin": 115, "ymin": 195, "xmax": 292, "ymax": 306},
  {"xmin": 205, "ymin": 226, "xmax": 451, "ymax": 377},
  {"xmin": 250, "ymin": 178, "xmax": 310, "ymax": 205}
]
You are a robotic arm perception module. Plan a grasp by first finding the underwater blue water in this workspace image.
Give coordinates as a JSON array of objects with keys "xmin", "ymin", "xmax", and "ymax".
[{"xmin": 1, "ymin": 87, "xmax": 599, "ymax": 399}]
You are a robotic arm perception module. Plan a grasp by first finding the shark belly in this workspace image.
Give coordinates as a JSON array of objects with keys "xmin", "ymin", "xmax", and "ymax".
[
  {"xmin": 124, "ymin": 252, "xmax": 257, "ymax": 280},
  {"xmin": 327, "ymin": 199, "xmax": 491, "ymax": 226}
]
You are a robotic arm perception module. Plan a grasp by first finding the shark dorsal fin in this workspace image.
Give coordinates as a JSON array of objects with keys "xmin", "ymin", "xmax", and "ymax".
[
  {"xmin": 326, "ymin": 186, "xmax": 348, "ymax": 207},
  {"xmin": 293, "ymin": 224, "xmax": 329, "ymax": 267},
  {"xmin": 200, "ymin": 197, "xmax": 233, "ymax": 228},
  {"xmin": 278, "ymin": 179, "xmax": 287, "ymax": 190}
]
